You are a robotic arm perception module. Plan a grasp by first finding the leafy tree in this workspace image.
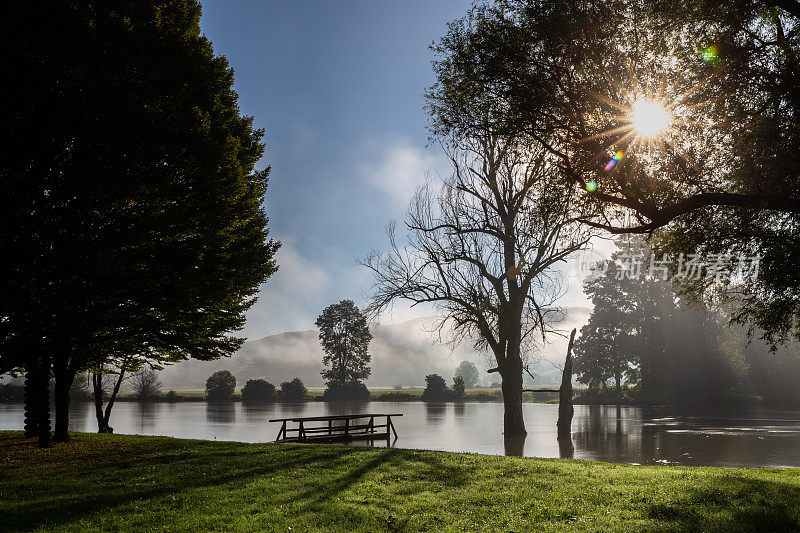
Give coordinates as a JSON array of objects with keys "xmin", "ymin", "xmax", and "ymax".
[
  {"xmin": 316, "ymin": 300, "xmax": 373, "ymax": 393},
  {"xmin": 206, "ymin": 371, "xmax": 236, "ymax": 403},
  {"xmin": 421, "ymin": 374, "xmax": 450, "ymax": 402},
  {"xmin": 427, "ymin": 0, "xmax": 800, "ymax": 346},
  {"xmin": 279, "ymin": 378, "xmax": 307, "ymax": 402},
  {"xmin": 0, "ymin": 1, "xmax": 278, "ymax": 443},
  {"xmin": 454, "ymin": 361, "xmax": 480, "ymax": 389},
  {"xmin": 130, "ymin": 370, "xmax": 162, "ymax": 402},
  {"xmin": 364, "ymin": 132, "xmax": 594, "ymax": 437},
  {"xmin": 452, "ymin": 376, "xmax": 466, "ymax": 401},
  {"xmin": 241, "ymin": 379, "xmax": 276, "ymax": 403}
]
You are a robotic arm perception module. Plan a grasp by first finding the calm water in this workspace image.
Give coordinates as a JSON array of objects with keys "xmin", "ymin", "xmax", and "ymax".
[{"xmin": 2, "ymin": 401, "xmax": 799, "ymax": 468}]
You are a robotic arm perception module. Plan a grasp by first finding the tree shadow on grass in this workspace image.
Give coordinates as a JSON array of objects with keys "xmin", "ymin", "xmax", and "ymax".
[
  {"xmin": 645, "ymin": 475, "xmax": 800, "ymax": 532},
  {"xmin": 4, "ymin": 442, "xmax": 362, "ymax": 531}
]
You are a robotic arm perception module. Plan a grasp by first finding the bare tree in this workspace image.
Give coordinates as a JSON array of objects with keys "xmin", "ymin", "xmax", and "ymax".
[
  {"xmin": 129, "ymin": 369, "xmax": 162, "ymax": 402},
  {"xmin": 362, "ymin": 133, "xmax": 595, "ymax": 436}
]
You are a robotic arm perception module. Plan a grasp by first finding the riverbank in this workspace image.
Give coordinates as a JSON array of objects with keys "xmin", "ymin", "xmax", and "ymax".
[{"xmin": 2, "ymin": 431, "xmax": 799, "ymax": 531}]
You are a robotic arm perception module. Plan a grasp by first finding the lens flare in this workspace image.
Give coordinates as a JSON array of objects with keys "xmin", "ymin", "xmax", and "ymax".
[
  {"xmin": 701, "ymin": 45, "xmax": 719, "ymax": 65},
  {"xmin": 631, "ymin": 99, "xmax": 670, "ymax": 138},
  {"xmin": 585, "ymin": 180, "xmax": 598, "ymax": 192},
  {"xmin": 604, "ymin": 150, "xmax": 624, "ymax": 172}
]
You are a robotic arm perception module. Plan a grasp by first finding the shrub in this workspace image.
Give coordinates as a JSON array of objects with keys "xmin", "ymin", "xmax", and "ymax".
[
  {"xmin": 0, "ymin": 381, "xmax": 24, "ymax": 402},
  {"xmin": 322, "ymin": 381, "xmax": 370, "ymax": 402},
  {"xmin": 452, "ymin": 376, "xmax": 465, "ymax": 401},
  {"xmin": 206, "ymin": 371, "xmax": 236, "ymax": 402},
  {"xmin": 241, "ymin": 379, "xmax": 276, "ymax": 403},
  {"xmin": 279, "ymin": 378, "xmax": 307, "ymax": 402},
  {"xmin": 421, "ymin": 374, "xmax": 451, "ymax": 402},
  {"xmin": 164, "ymin": 390, "xmax": 178, "ymax": 402}
]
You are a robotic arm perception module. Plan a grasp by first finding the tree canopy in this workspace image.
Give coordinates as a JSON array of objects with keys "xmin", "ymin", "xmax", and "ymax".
[
  {"xmin": 427, "ymin": 0, "xmax": 800, "ymax": 346},
  {"xmin": 316, "ymin": 300, "xmax": 373, "ymax": 389},
  {"xmin": 1, "ymin": 0, "xmax": 278, "ymax": 442}
]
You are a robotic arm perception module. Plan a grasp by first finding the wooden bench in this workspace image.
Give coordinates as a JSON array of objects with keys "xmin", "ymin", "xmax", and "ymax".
[{"xmin": 269, "ymin": 413, "xmax": 402, "ymax": 443}]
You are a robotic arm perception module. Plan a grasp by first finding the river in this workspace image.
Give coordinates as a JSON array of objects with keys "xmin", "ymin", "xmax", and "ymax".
[{"xmin": 2, "ymin": 401, "xmax": 799, "ymax": 468}]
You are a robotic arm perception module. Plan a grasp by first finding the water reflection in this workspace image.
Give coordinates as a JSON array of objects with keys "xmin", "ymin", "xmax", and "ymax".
[
  {"xmin": 136, "ymin": 402, "xmax": 159, "ymax": 431},
  {"xmin": 242, "ymin": 402, "xmax": 275, "ymax": 421},
  {"xmin": 425, "ymin": 403, "xmax": 446, "ymax": 425},
  {"xmin": 206, "ymin": 402, "xmax": 236, "ymax": 424},
  {"xmin": 504, "ymin": 435, "xmax": 526, "ymax": 456},
  {"xmin": 2, "ymin": 402, "xmax": 800, "ymax": 467},
  {"xmin": 558, "ymin": 436, "xmax": 575, "ymax": 459},
  {"xmin": 453, "ymin": 402, "xmax": 466, "ymax": 425}
]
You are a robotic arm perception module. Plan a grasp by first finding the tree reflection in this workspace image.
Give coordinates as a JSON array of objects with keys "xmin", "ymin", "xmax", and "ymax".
[
  {"xmin": 135, "ymin": 402, "xmax": 159, "ymax": 431},
  {"xmin": 558, "ymin": 435, "xmax": 575, "ymax": 459},
  {"xmin": 503, "ymin": 435, "xmax": 526, "ymax": 456},
  {"xmin": 206, "ymin": 402, "xmax": 235, "ymax": 424},
  {"xmin": 425, "ymin": 403, "xmax": 446, "ymax": 425}
]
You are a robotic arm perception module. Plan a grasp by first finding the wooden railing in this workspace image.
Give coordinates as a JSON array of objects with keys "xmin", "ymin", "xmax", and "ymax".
[{"xmin": 269, "ymin": 413, "xmax": 402, "ymax": 443}]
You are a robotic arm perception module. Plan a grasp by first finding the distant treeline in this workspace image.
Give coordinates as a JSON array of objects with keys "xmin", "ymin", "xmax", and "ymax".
[{"xmin": 574, "ymin": 238, "xmax": 800, "ymax": 407}]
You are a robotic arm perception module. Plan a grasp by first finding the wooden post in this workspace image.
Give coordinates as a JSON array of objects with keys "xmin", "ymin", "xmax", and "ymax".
[
  {"xmin": 557, "ymin": 328, "xmax": 577, "ymax": 439},
  {"xmin": 278, "ymin": 420, "xmax": 286, "ymax": 441},
  {"xmin": 299, "ymin": 420, "xmax": 305, "ymax": 442},
  {"xmin": 345, "ymin": 418, "xmax": 349, "ymax": 438},
  {"xmin": 388, "ymin": 415, "xmax": 398, "ymax": 439},
  {"xmin": 328, "ymin": 419, "xmax": 332, "ymax": 436}
]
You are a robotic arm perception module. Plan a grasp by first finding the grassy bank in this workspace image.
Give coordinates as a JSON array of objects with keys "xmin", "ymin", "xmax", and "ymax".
[{"xmin": 2, "ymin": 432, "xmax": 800, "ymax": 531}]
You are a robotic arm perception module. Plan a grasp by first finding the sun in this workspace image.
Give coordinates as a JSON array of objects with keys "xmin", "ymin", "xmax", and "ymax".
[{"xmin": 631, "ymin": 98, "xmax": 670, "ymax": 138}]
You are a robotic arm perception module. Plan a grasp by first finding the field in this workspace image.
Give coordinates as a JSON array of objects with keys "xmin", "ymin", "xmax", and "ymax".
[{"xmin": 2, "ymin": 431, "xmax": 800, "ymax": 532}]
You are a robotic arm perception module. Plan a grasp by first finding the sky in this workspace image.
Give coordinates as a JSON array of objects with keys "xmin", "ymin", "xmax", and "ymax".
[{"xmin": 199, "ymin": 1, "xmax": 597, "ymax": 340}]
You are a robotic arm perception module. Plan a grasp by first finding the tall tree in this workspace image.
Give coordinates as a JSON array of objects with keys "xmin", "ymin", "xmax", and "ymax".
[
  {"xmin": 0, "ymin": 1, "xmax": 279, "ymax": 443},
  {"xmin": 454, "ymin": 361, "xmax": 480, "ymax": 389},
  {"xmin": 316, "ymin": 300, "xmax": 373, "ymax": 389},
  {"xmin": 427, "ymin": 0, "xmax": 800, "ymax": 346},
  {"xmin": 363, "ymin": 133, "xmax": 594, "ymax": 436}
]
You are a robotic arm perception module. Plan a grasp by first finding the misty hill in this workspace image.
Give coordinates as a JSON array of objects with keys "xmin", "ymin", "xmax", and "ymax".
[{"xmin": 157, "ymin": 308, "xmax": 591, "ymax": 390}]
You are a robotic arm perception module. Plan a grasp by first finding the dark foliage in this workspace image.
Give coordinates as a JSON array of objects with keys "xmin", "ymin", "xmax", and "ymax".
[
  {"xmin": 421, "ymin": 374, "xmax": 451, "ymax": 402},
  {"xmin": 0, "ymin": 0, "xmax": 279, "ymax": 442},
  {"xmin": 241, "ymin": 379, "xmax": 276, "ymax": 403},
  {"xmin": 322, "ymin": 382, "xmax": 370, "ymax": 402},
  {"xmin": 206, "ymin": 371, "xmax": 236, "ymax": 402},
  {"xmin": 279, "ymin": 378, "xmax": 307, "ymax": 402}
]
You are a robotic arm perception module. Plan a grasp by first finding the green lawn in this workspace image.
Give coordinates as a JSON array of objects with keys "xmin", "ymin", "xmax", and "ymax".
[{"xmin": 2, "ymin": 432, "xmax": 799, "ymax": 532}]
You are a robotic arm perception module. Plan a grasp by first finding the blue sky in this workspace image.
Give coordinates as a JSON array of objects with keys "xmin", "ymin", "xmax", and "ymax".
[{"xmin": 199, "ymin": 1, "xmax": 593, "ymax": 340}]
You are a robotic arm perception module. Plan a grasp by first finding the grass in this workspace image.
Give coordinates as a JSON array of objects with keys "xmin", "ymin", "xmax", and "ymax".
[{"xmin": 2, "ymin": 432, "xmax": 800, "ymax": 532}]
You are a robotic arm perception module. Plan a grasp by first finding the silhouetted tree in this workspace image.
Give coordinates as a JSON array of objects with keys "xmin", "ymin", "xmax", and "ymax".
[
  {"xmin": 428, "ymin": 0, "xmax": 800, "ymax": 346},
  {"xmin": 364, "ymin": 132, "xmax": 594, "ymax": 436},
  {"xmin": 454, "ymin": 361, "xmax": 480, "ymax": 389},
  {"xmin": 452, "ymin": 376, "xmax": 466, "ymax": 401},
  {"xmin": 0, "ymin": 1, "xmax": 279, "ymax": 442},
  {"xmin": 316, "ymin": 300, "xmax": 372, "ymax": 398},
  {"xmin": 130, "ymin": 370, "xmax": 162, "ymax": 402},
  {"xmin": 279, "ymin": 378, "xmax": 307, "ymax": 402},
  {"xmin": 206, "ymin": 371, "xmax": 236, "ymax": 403},
  {"xmin": 241, "ymin": 379, "xmax": 276, "ymax": 403},
  {"xmin": 421, "ymin": 374, "xmax": 450, "ymax": 402}
]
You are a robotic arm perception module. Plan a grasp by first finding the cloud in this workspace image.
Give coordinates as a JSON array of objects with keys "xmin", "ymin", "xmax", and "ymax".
[
  {"xmin": 359, "ymin": 137, "xmax": 448, "ymax": 210},
  {"xmin": 241, "ymin": 241, "xmax": 330, "ymax": 339}
]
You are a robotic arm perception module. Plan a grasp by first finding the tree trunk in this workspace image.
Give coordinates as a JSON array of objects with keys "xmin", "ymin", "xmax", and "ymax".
[
  {"xmin": 23, "ymin": 359, "xmax": 40, "ymax": 438},
  {"xmin": 557, "ymin": 329, "xmax": 576, "ymax": 439},
  {"xmin": 93, "ymin": 372, "xmax": 107, "ymax": 432},
  {"xmin": 500, "ymin": 355, "xmax": 526, "ymax": 437},
  {"xmin": 53, "ymin": 355, "xmax": 73, "ymax": 442},
  {"xmin": 37, "ymin": 353, "xmax": 51, "ymax": 448}
]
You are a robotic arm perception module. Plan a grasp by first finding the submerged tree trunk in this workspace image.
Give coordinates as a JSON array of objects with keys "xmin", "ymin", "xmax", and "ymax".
[
  {"xmin": 557, "ymin": 329, "xmax": 576, "ymax": 439},
  {"xmin": 500, "ymin": 353, "xmax": 526, "ymax": 437},
  {"xmin": 37, "ymin": 353, "xmax": 51, "ymax": 448}
]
